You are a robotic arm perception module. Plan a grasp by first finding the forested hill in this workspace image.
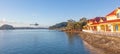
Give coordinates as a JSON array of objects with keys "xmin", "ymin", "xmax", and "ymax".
[
  {"xmin": 49, "ymin": 17, "xmax": 87, "ymax": 31},
  {"xmin": 49, "ymin": 22, "xmax": 67, "ymax": 29}
]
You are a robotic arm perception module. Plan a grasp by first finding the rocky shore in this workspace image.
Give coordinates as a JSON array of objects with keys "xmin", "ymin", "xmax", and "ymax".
[{"xmin": 79, "ymin": 32, "xmax": 120, "ymax": 54}]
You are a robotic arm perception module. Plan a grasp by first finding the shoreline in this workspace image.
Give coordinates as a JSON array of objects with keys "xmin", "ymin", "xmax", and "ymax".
[
  {"xmin": 62, "ymin": 30, "xmax": 81, "ymax": 33},
  {"xmin": 62, "ymin": 30, "xmax": 120, "ymax": 54},
  {"xmin": 83, "ymin": 41, "xmax": 106, "ymax": 54},
  {"xmin": 79, "ymin": 32, "xmax": 120, "ymax": 54}
]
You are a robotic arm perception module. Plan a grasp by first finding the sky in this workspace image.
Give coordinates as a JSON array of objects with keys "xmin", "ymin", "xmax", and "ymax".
[{"xmin": 0, "ymin": 0, "xmax": 119, "ymax": 27}]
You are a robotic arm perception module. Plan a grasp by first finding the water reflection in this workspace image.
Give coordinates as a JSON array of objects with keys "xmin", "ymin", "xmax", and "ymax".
[
  {"xmin": 65, "ymin": 32, "xmax": 90, "ymax": 54},
  {"xmin": 65, "ymin": 32, "xmax": 81, "ymax": 45},
  {"xmin": 65, "ymin": 32, "xmax": 75, "ymax": 45}
]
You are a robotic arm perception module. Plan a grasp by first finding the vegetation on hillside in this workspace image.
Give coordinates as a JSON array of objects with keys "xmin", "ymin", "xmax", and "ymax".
[
  {"xmin": 49, "ymin": 17, "xmax": 87, "ymax": 31},
  {"xmin": 66, "ymin": 17, "xmax": 87, "ymax": 31},
  {"xmin": 49, "ymin": 22, "xmax": 67, "ymax": 29}
]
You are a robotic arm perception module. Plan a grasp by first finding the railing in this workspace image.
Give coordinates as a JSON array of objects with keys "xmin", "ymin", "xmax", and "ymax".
[{"xmin": 83, "ymin": 30, "xmax": 120, "ymax": 37}]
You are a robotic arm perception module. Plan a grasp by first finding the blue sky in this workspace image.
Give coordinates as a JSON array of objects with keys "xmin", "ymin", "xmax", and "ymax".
[{"xmin": 0, "ymin": 0, "xmax": 119, "ymax": 27}]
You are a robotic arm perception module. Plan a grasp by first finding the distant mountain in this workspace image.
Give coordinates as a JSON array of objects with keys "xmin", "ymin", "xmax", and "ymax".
[
  {"xmin": 0, "ymin": 24, "xmax": 48, "ymax": 30},
  {"xmin": 14, "ymin": 27, "xmax": 48, "ymax": 29},
  {"xmin": 0, "ymin": 24, "xmax": 15, "ymax": 30},
  {"xmin": 49, "ymin": 22, "xmax": 67, "ymax": 29}
]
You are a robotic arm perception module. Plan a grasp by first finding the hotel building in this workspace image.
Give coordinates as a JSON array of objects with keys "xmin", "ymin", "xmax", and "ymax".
[{"xmin": 84, "ymin": 7, "xmax": 120, "ymax": 32}]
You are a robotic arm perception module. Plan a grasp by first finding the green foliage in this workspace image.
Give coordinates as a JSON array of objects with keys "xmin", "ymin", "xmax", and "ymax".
[
  {"xmin": 66, "ymin": 19, "xmax": 75, "ymax": 29},
  {"xmin": 79, "ymin": 17, "xmax": 87, "ymax": 28},
  {"xmin": 66, "ymin": 17, "xmax": 87, "ymax": 30},
  {"xmin": 74, "ymin": 22, "xmax": 81, "ymax": 29},
  {"xmin": 49, "ymin": 17, "xmax": 87, "ymax": 31}
]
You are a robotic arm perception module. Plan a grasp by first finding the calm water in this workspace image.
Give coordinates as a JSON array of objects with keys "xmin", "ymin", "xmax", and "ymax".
[{"xmin": 0, "ymin": 29, "xmax": 90, "ymax": 54}]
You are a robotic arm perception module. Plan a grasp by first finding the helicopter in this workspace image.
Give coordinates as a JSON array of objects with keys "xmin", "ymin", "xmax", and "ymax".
[{"xmin": 30, "ymin": 23, "xmax": 39, "ymax": 26}]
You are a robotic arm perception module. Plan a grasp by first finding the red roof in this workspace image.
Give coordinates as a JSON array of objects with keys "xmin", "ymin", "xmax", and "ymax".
[
  {"xmin": 106, "ymin": 9, "xmax": 117, "ymax": 16},
  {"xmin": 91, "ymin": 19, "xmax": 120, "ymax": 25},
  {"xmin": 87, "ymin": 7, "xmax": 120, "ymax": 25}
]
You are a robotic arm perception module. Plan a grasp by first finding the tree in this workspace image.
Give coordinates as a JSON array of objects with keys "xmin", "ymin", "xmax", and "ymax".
[
  {"xmin": 66, "ymin": 18, "xmax": 87, "ymax": 31},
  {"xmin": 79, "ymin": 17, "xmax": 87, "ymax": 30},
  {"xmin": 74, "ymin": 22, "xmax": 81, "ymax": 30},
  {"xmin": 49, "ymin": 17, "xmax": 87, "ymax": 31},
  {"xmin": 66, "ymin": 19, "xmax": 75, "ymax": 30}
]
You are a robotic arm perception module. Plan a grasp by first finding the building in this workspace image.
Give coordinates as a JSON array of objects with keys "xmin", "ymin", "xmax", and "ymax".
[{"xmin": 84, "ymin": 7, "xmax": 120, "ymax": 32}]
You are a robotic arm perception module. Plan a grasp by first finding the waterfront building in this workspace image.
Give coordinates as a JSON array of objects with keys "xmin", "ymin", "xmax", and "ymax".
[{"xmin": 84, "ymin": 7, "xmax": 120, "ymax": 32}]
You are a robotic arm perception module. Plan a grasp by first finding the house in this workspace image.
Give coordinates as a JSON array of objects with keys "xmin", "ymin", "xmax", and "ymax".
[{"xmin": 84, "ymin": 7, "xmax": 120, "ymax": 32}]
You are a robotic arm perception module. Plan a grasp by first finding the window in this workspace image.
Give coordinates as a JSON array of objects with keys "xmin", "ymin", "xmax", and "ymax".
[
  {"xmin": 115, "ymin": 24, "xmax": 118, "ymax": 31},
  {"xmin": 117, "ymin": 12, "xmax": 120, "ymax": 18}
]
